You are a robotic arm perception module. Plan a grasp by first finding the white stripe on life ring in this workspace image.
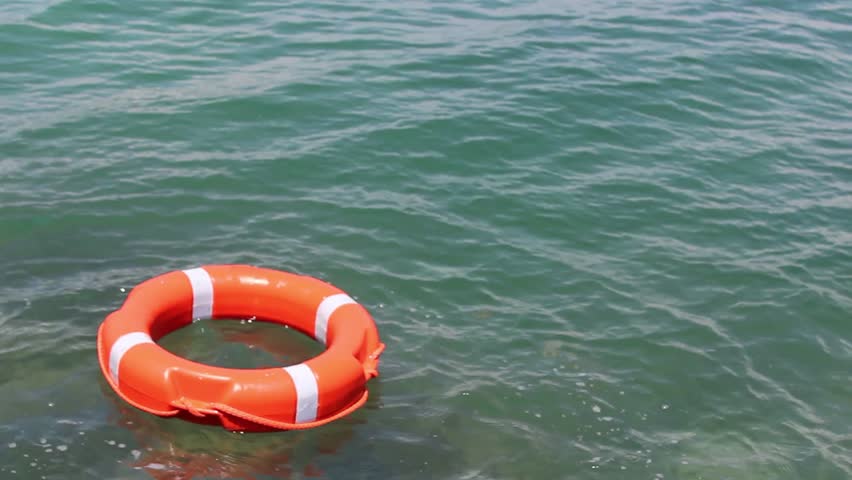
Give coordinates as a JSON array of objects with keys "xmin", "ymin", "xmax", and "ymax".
[
  {"xmin": 283, "ymin": 363, "xmax": 319, "ymax": 423},
  {"xmin": 109, "ymin": 332, "xmax": 154, "ymax": 385},
  {"xmin": 314, "ymin": 293, "xmax": 356, "ymax": 345},
  {"xmin": 183, "ymin": 267, "xmax": 214, "ymax": 320}
]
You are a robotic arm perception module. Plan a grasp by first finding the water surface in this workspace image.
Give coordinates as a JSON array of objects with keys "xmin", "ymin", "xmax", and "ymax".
[{"xmin": 1, "ymin": 0, "xmax": 851, "ymax": 478}]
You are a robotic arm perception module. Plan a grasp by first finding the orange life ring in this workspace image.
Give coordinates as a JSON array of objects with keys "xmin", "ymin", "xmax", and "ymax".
[{"xmin": 96, "ymin": 264, "xmax": 384, "ymax": 431}]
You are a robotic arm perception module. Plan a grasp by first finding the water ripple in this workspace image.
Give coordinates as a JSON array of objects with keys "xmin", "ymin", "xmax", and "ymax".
[{"xmin": 1, "ymin": 0, "xmax": 851, "ymax": 478}]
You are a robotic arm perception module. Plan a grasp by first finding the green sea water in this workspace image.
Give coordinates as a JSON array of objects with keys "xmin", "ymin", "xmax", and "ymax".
[{"xmin": 1, "ymin": 1, "xmax": 851, "ymax": 478}]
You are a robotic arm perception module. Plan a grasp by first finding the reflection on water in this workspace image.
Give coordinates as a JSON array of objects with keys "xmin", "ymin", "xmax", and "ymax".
[
  {"xmin": 101, "ymin": 318, "xmax": 369, "ymax": 478},
  {"xmin": 101, "ymin": 374, "xmax": 371, "ymax": 479}
]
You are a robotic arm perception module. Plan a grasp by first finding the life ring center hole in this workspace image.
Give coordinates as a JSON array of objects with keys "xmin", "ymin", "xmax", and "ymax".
[{"xmin": 157, "ymin": 318, "xmax": 325, "ymax": 369}]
